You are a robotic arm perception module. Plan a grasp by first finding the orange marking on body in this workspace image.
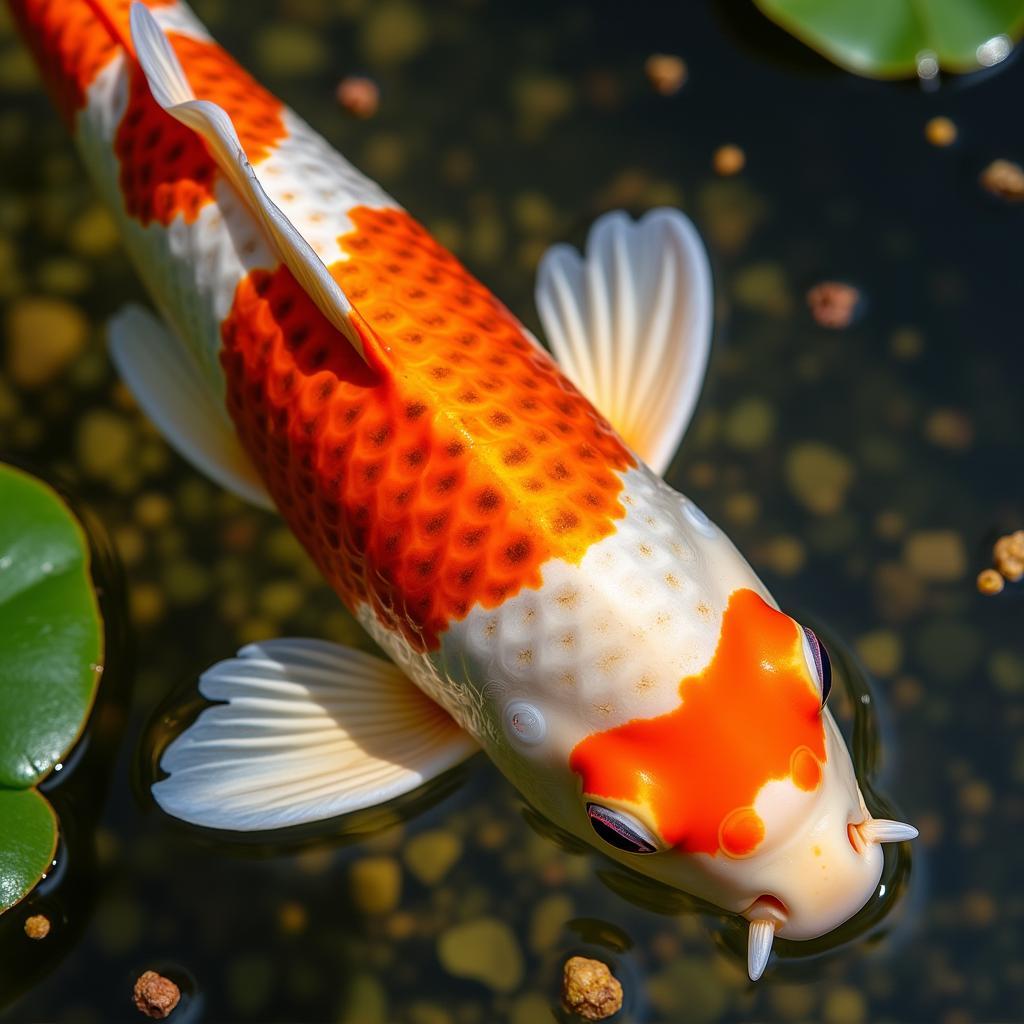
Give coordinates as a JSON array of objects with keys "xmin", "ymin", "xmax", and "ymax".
[
  {"xmin": 9, "ymin": 0, "xmax": 173, "ymax": 124},
  {"xmin": 116, "ymin": 32, "xmax": 285, "ymax": 225},
  {"xmin": 221, "ymin": 207, "xmax": 634, "ymax": 650},
  {"xmin": 11, "ymin": 2, "xmax": 285, "ymax": 224},
  {"xmin": 570, "ymin": 588, "xmax": 826, "ymax": 857}
]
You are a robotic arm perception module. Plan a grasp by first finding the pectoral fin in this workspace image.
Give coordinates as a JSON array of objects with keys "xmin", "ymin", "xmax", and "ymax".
[
  {"xmin": 535, "ymin": 208, "xmax": 713, "ymax": 475},
  {"xmin": 152, "ymin": 639, "xmax": 478, "ymax": 831},
  {"xmin": 108, "ymin": 304, "xmax": 273, "ymax": 509},
  {"xmin": 129, "ymin": 3, "xmax": 378, "ymax": 364}
]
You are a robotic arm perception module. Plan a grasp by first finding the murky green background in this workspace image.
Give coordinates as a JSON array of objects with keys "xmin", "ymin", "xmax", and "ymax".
[{"xmin": 1, "ymin": 0, "xmax": 1023, "ymax": 1021}]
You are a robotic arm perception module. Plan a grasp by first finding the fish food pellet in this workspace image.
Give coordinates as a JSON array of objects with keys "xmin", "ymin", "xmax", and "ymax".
[
  {"xmin": 133, "ymin": 971, "xmax": 181, "ymax": 1020},
  {"xmin": 336, "ymin": 76, "xmax": 379, "ymax": 119},
  {"xmin": 562, "ymin": 955, "xmax": 623, "ymax": 1021},
  {"xmin": 980, "ymin": 159, "xmax": 1024, "ymax": 202},
  {"xmin": 977, "ymin": 569, "xmax": 1005, "ymax": 595},
  {"xmin": 23, "ymin": 914, "xmax": 50, "ymax": 940},
  {"xmin": 925, "ymin": 116, "xmax": 957, "ymax": 147},
  {"xmin": 806, "ymin": 282, "xmax": 860, "ymax": 329},
  {"xmin": 645, "ymin": 54, "xmax": 687, "ymax": 95},
  {"xmin": 713, "ymin": 144, "xmax": 745, "ymax": 176}
]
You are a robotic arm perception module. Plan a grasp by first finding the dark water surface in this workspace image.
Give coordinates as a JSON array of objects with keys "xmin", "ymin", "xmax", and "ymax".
[{"xmin": 1, "ymin": 1, "xmax": 1022, "ymax": 1021}]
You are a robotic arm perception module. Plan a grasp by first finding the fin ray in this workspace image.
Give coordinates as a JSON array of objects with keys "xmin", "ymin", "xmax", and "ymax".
[
  {"xmin": 107, "ymin": 303, "xmax": 272, "ymax": 509},
  {"xmin": 152, "ymin": 639, "xmax": 478, "ymax": 831},
  {"xmin": 536, "ymin": 208, "xmax": 713, "ymax": 475},
  {"xmin": 129, "ymin": 3, "xmax": 374, "ymax": 363}
]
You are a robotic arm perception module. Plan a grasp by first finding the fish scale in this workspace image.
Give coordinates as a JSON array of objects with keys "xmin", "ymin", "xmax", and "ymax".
[{"xmin": 222, "ymin": 204, "xmax": 635, "ymax": 652}]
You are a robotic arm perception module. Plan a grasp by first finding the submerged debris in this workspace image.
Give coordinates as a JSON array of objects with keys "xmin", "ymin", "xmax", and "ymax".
[
  {"xmin": 438, "ymin": 917, "xmax": 525, "ymax": 993},
  {"xmin": 806, "ymin": 281, "xmax": 860, "ymax": 329},
  {"xmin": 562, "ymin": 955, "xmax": 623, "ymax": 1021},
  {"xmin": 980, "ymin": 159, "xmax": 1024, "ymax": 202},
  {"xmin": 924, "ymin": 116, "xmax": 957, "ymax": 147},
  {"xmin": 644, "ymin": 54, "xmax": 687, "ymax": 95},
  {"xmin": 23, "ymin": 914, "xmax": 50, "ymax": 940},
  {"xmin": 349, "ymin": 856, "xmax": 402, "ymax": 914},
  {"xmin": 712, "ymin": 144, "xmax": 745, "ymax": 176},
  {"xmin": 133, "ymin": 971, "xmax": 180, "ymax": 1020},
  {"xmin": 336, "ymin": 76, "xmax": 380, "ymax": 119},
  {"xmin": 5, "ymin": 296, "xmax": 88, "ymax": 389}
]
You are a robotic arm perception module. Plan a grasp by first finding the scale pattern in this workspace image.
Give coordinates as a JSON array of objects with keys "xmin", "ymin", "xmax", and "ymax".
[
  {"xmin": 222, "ymin": 207, "xmax": 635, "ymax": 651},
  {"xmin": 9, "ymin": 0, "xmax": 173, "ymax": 123},
  {"xmin": 115, "ymin": 32, "xmax": 285, "ymax": 225}
]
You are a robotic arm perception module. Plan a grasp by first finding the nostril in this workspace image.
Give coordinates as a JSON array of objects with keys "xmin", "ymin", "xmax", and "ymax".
[{"xmin": 848, "ymin": 822, "xmax": 866, "ymax": 855}]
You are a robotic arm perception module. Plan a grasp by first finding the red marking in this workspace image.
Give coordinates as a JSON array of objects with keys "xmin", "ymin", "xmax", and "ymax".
[
  {"xmin": 115, "ymin": 32, "xmax": 285, "ymax": 226},
  {"xmin": 9, "ymin": 0, "xmax": 173, "ymax": 124},
  {"xmin": 570, "ymin": 588, "xmax": 827, "ymax": 857},
  {"xmin": 11, "ymin": 1, "xmax": 286, "ymax": 224},
  {"xmin": 221, "ymin": 207, "xmax": 634, "ymax": 651}
]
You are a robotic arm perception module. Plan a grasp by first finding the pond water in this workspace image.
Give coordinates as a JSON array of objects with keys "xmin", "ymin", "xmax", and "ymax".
[{"xmin": 1, "ymin": 1, "xmax": 1022, "ymax": 1021}]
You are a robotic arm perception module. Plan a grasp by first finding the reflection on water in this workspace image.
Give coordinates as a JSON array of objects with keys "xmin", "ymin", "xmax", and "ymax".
[{"xmin": 1, "ymin": 0, "xmax": 1022, "ymax": 1020}]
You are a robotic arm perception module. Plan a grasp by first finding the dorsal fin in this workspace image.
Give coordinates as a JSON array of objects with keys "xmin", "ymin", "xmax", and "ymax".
[{"xmin": 128, "ymin": 3, "xmax": 376, "ymax": 365}]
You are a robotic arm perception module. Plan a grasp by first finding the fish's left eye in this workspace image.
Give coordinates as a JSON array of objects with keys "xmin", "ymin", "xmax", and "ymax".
[
  {"xmin": 586, "ymin": 803, "xmax": 659, "ymax": 854},
  {"xmin": 801, "ymin": 626, "xmax": 832, "ymax": 705}
]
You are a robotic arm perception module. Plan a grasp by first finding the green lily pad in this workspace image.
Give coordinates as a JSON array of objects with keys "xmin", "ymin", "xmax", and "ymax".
[
  {"xmin": 0, "ymin": 789, "xmax": 57, "ymax": 913},
  {"xmin": 754, "ymin": 0, "xmax": 1024, "ymax": 78},
  {"xmin": 0, "ymin": 464, "xmax": 103, "ymax": 789}
]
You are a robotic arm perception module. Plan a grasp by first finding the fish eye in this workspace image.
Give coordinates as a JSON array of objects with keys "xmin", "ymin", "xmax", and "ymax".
[
  {"xmin": 801, "ymin": 626, "xmax": 832, "ymax": 705},
  {"xmin": 586, "ymin": 803, "xmax": 659, "ymax": 854}
]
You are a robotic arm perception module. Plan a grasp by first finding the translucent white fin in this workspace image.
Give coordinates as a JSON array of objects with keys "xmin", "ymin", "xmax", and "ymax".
[
  {"xmin": 108, "ymin": 304, "xmax": 273, "ymax": 510},
  {"xmin": 747, "ymin": 918, "xmax": 775, "ymax": 981},
  {"xmin": 129, "ymin": 3, "xmax": 372, "ymax": 363},
  {"xmin": 152, "ymin": 639, "xmax": 478, "ymax": 831},
  {"xmin": 535, "ymin": 208, "xmax": 713, "ymax": 476}
]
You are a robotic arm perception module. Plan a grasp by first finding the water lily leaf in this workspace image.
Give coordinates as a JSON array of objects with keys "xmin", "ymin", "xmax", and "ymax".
[
  {"xmin": 754, "ymin": 0, "xmax": 1024, "ymax": 78},
  {"xmin": 0, "ymin": 465, "xmax": 103, "ymax": 789},
  {"xmin": 0, "ymin": 789, "xmax": 57, "ymax": 913}
]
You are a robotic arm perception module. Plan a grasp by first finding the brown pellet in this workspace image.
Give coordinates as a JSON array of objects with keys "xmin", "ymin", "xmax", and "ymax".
[
  {"xmin": 23, "ymin": 914, "xmax": 50, "ymax": 940},
  {"xmin": 645, "ymin": 54, "xmax": 687, "ymax": 96},
  {"xmin": 335, "ymin": 76, "xmax": 380, "ymax": 119},
  {"xmin": 925, "ymin": 116, "xmax": 957, "ymax": 147},
  {"xmin": 977, "ymin": 568, "xmax": 1005, "ymax": 595},
  {"xmin": 133, "ymin": 971, "xmax": 181, "ymax": 1020},
  {"xmin": 713, "ymin": 144, "xmax": 745, "ymax": 176}
]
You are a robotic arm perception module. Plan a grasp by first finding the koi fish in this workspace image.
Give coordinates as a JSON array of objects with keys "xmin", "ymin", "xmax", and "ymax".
[{"xmin": 11, "ymin": 0, "xmax": 917, "ymax": 979}]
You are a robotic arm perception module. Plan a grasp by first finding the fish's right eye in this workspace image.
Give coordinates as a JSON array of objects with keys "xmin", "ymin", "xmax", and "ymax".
[
  {"xmin": 586, "ymin": 803, "xmax": 659, "ymax": 854},
  {"xmin": 801, "ymin": 626, "xmax": 832, "ymax": 705}
]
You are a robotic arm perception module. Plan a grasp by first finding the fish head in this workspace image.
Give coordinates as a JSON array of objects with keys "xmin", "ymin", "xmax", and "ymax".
[
  {"xmin": 492, "ymin": 580, "xmax": 906, "ymax": 944},
  {"xmin": 563, "ymin": 587, "xmax": 894, "ymax": 941}
]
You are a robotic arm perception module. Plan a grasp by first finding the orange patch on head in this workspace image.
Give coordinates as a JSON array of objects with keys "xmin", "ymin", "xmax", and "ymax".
[
  {"xmin": 221, "ymin": 207, "xmax": 634, "ymax": 650},
  {"xmin": 719, "ymin": 807, "xmax": 765, "ymax": 858},
  {"xmin": 791, "ymin": 745, "xmax": 822, "ymax": 791},
  {"xmin": 116, "ymin": 32, "xmax": 285, "ymax": 226},
  {"xmin": 10, "ymin": 0, "xmax": 175, "ymax": 124},
  {"xmin": 569, "ymin": 588, "xmax": 826, "ymax": 857}
]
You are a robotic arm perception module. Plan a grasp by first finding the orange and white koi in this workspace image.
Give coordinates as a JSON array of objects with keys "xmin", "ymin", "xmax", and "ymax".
[{"xmin": 10, "ymin": 0, "xmax": 917, "ymax": 978}]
